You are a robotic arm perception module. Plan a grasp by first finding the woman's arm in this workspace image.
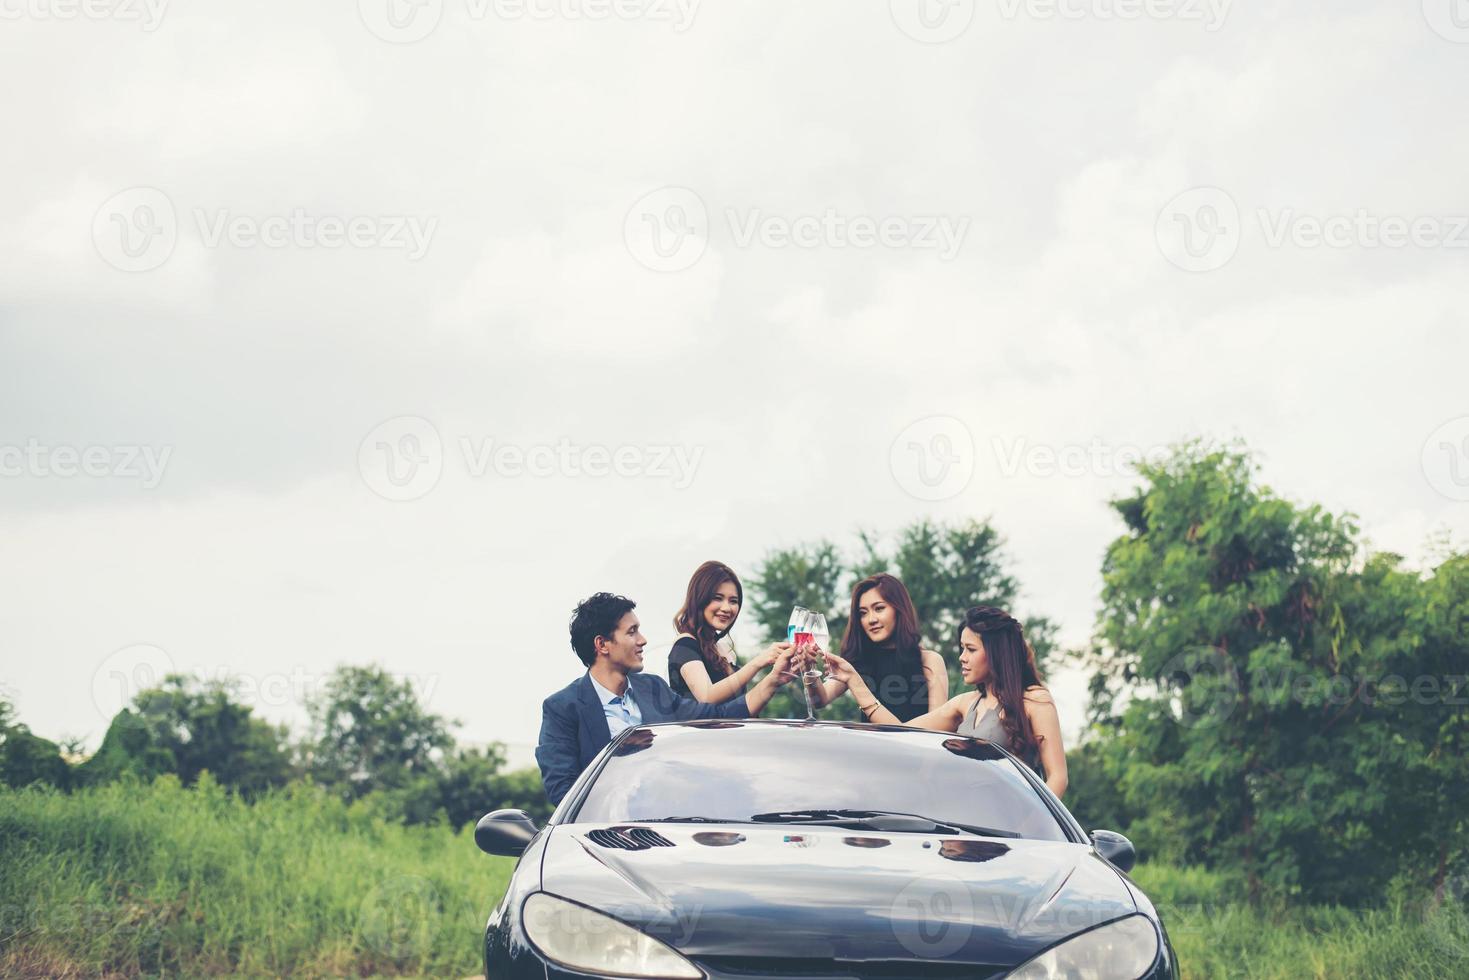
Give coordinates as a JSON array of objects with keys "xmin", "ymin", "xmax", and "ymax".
[
  {"xmin": 679, "ymin": 641, "xmax": 788, "ymax": 704},
  {"xmin": 824, "ymin": 651, "xmax": 967, "ymax": 731},
  {"xmin": 1024, "ymin": 688, "xmax": 1068, "ymax": 798},
  {"xmin": 921, "ymin": 648, "xmax": 949, "ymax": 712}
]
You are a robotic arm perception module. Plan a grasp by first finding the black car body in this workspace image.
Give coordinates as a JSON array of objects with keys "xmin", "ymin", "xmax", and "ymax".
[{"xmin": 476, "ymin": 720, "xmax": 1179, "ymax": 980}]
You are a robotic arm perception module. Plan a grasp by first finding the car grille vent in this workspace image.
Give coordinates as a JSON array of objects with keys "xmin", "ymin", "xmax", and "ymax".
[
  {"xmin": 586, "ymin": 827, "xmax": 676, "ymax": 851},
  {"xmin": 697, "ymin": 957, "xmax": 1006, "ymax": 980}
]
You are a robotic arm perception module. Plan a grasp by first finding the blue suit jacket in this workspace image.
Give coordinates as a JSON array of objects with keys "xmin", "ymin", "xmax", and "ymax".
[{"xmin": 536, "ymin": 671, "xmax": 750, "ymax": 806}]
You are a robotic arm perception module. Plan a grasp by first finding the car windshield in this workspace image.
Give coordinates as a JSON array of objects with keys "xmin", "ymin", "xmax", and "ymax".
[{"xmin": 571, "ymin": 722, "xmax": 1070, "ymax": 842}]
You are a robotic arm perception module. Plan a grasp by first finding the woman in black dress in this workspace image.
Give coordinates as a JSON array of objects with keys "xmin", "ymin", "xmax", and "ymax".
[
  {"xmin": 669, "ymin": 560, "xmax": 791, "ymax": 703},
  {"xmin": 808, "ymin": 573, "xmax": 948, "ymax": 721}
]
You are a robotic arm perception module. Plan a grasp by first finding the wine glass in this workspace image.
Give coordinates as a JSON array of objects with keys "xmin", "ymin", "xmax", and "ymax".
[
  {"xmin": 787, "ymin": 605, "xmax": 811, "ymax": 643},
  {"xmin": 801, "ymin": 613, "xmax": 830, "ymax": 721}
]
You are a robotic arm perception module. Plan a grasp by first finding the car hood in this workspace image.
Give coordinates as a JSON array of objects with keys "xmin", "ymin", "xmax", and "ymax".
[{"xmin": 538, "ymin": 823, "xmax": 1137, "ymax": 969}]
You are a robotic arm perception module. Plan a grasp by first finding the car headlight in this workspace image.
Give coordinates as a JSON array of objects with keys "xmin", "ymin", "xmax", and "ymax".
[
  {"xmin": 520, "ymin": 892, "xmax": 702, "ymax": 979},
  {"xmin": 1006, "ymin": 914, "xmax": 1159, "ymax": 979}
]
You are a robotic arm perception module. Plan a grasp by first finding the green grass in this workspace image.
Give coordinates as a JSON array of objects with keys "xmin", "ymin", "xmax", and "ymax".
[
  {"xmin": 2, "ymin": 778, "xmax": 1464, "ymax": 978},
  {"xmin": 0, "ymin": 774, "xmax": 512, "ymax": 978},
  {"xmin": 1131, "ymin": 864, "xmax": 1469, "ymax": 979}
]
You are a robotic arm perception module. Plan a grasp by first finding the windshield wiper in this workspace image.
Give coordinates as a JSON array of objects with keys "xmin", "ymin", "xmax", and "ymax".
[
  {"xmin": 749, "ymin": 808, "xmax": 1021, "ymax": 839},
  {"xmin": 640, "ymin": 815, "xmax": 745, "ymax": 824}
]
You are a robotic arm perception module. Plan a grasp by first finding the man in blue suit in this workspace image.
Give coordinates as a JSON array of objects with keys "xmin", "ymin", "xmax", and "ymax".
[{"xmin": 536, "ymin": 591, "xmax": 797, "ymax": 805}]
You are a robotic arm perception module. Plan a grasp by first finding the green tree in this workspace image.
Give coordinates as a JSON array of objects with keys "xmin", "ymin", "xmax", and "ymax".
[
  {"xmin": 0, "ymin": 696, "xmax": 72, "ymax": 789},
  {"xmin": 134, "ymin": 675, "xmax": 294, "ymax": 795},
  {"xmin": 72, "ymin": 675, "xmax": 293, "ymax": 796},
  {"xmin": 1083, "ymin": 442, "xmax": 1468, "ymax": 904},
  {"xmin": 303, "ymin": 665, "xmax": 457, "ymax": 802}
]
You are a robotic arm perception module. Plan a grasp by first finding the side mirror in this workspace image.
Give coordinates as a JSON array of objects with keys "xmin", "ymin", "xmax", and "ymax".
[
  {"xmin": 475, "ymin": 809, "xmax": 540, "ymax": 857},
  {"xmin": 1090, "ymin": 830, "xmax": 1136, "ymax": 873}
]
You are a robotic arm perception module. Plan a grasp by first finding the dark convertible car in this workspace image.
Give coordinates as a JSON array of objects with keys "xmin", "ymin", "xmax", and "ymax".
[{"xmin": 474, "ymin": 720, "xmax": 1179, "ymax": 979}]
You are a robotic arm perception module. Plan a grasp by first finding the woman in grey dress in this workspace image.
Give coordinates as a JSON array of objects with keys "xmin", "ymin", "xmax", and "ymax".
[{"xmin": 822, "ymin": 605, "xmax": 1068, "ymax": 798}]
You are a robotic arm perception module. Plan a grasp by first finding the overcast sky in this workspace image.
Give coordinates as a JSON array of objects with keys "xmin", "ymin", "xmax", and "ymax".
[{"xmin": 3, "ymin": 0, "xmax": 1467, "ymax": 765}]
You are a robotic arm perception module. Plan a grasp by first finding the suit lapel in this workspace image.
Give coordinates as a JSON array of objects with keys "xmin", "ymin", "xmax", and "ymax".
[{"xmin": 577, "ymin": 674, "xmax": 612, "ymax": 757}]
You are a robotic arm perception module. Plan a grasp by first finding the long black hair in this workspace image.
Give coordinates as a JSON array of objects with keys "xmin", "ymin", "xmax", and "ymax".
[{"xmin": 961, "ymin": 606, "xmax": 1044, "ymax": 758}]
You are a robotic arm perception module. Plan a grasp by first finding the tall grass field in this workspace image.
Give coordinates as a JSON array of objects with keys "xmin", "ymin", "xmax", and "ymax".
[{"xmin": 2, "ymin": 778, "xmax": 1464, "ymax": 978}]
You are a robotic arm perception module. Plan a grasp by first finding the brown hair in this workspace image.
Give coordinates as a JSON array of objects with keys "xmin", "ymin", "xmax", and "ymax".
[
  {"xmin": 839, "ymin": 573, "xmax": 922, "ymax": 661},
  {"xmin": 673, "ymin": 561, "xmax": 741, "ymax": 679},
  {"xmin": 961, "ymin": 606, "xmax": 1044, "ymax": 759}
]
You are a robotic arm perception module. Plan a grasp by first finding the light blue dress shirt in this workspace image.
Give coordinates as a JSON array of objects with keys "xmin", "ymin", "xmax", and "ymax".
[{"xmin": 588, "ymin": 673, "xmax": 643, "ymax": 736}]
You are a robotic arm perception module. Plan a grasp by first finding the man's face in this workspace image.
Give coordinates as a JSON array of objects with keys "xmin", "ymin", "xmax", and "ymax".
[{"xmin": 596, "ymin": 612, "xmax": 647, "ymax": 674}]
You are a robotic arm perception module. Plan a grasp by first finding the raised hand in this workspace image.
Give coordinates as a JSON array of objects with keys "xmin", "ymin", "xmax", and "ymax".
[
  {"xmin": 821, "ymin": 649, "xmax": 858, "ymax": 686},
  {"xmin": 757, "ymin": 641, "xmax": 792, "ymax": 670},
  {"xmin": 769, "ymin": 647, "xmax": 800, "ymax": 687}
]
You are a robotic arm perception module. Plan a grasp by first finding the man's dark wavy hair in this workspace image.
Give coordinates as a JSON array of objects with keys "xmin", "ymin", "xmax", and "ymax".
[{"xmin": 569, "ymin": 592, "xmax": 637, "ymax": 667}]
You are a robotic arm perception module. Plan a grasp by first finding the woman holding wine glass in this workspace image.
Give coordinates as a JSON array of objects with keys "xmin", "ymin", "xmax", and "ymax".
[
  {"xmin": 805, "ymin": 573, "xmax": 948, "ymax": 722},
  {"xmin": 821, "ymin": 605, "xmax": 1068, "ymax": 798},
  {"xmin": 669, "ymin": 561, "xmax": 792, "ymax": 703}
]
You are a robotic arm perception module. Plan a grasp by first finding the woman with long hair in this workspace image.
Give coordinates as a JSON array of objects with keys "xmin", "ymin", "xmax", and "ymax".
[
  {"xmin": 669, "ymin": 560, "xmax": 791, "ymax": 703},
  {"xmin": 807, "ymin": 573, "xmax": 948, "ymax": 722},
  {"xmin": 822, "ymin": 605, "xmax": 1068, "ymax": 797}
]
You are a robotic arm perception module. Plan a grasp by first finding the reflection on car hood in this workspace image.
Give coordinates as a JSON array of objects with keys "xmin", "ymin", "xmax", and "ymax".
[{"xmin": 539, "ymin": 823, "xmax": 1137, "ymax": 968}]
